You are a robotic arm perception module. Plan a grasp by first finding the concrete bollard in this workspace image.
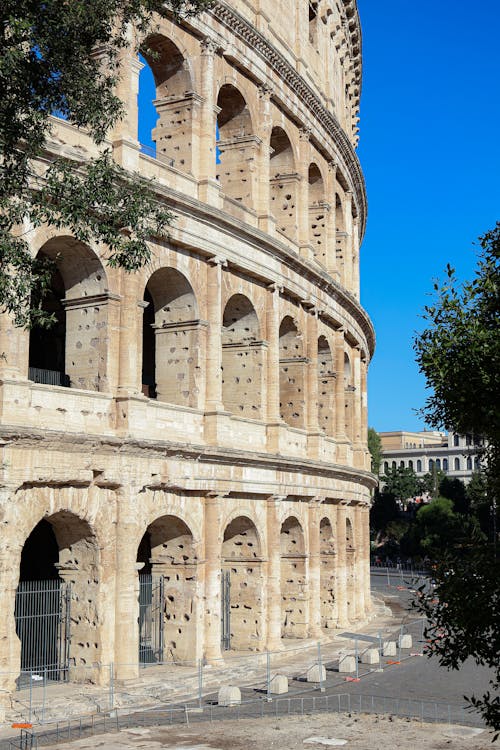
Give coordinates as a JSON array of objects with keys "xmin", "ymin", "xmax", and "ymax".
[
  {"xmin": 306, "ymin": 663, "xmax": 326, "ymax": 683},
  {"xmin": 269, "ymin": 674, "xmax": 289, "ymax": 694},
  {"xmin": 338, "ymin": 655, "xmax": 356, "ymax": 673},
  {"xmin": 360, "ymin": 648, "xmax": 380, "ymax": 665},
  {"xmin": 398, "ymin": 634, "xmax": 412, "ymax": 649},
  {"xmin": 383, "ymin": 641, "xmax": 397, "ymax": 656},
  {"xmin": 218, "ymin": 686, "xmax": 241, "ymax": 706}
]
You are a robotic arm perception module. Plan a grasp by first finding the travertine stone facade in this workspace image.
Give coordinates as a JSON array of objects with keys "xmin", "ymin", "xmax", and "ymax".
[{"xmin": 0, "ymin": 0, "xmax": 374, "ymax": 719}]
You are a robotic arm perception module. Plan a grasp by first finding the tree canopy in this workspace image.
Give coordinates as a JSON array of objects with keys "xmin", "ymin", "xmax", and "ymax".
[
  {"xmin": 1, "ymin": 0, "xmax": 213, "ymax": 327},
  {"xmin": 367, "ymin": 427, "xmax": 382, "ymax": 475},
  {"xmin": 413, "ymin": 224, "xmax": 500, "ymax": 733}
]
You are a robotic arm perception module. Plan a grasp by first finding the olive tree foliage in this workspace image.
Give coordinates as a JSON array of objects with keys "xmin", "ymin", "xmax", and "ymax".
[
  {"xmin": 1, "ymin": 0, "xmax": 213, "ymax": 327},
  {"xmin": 413, "ymin": 224, "xmax": 500, "ymax": 734}
]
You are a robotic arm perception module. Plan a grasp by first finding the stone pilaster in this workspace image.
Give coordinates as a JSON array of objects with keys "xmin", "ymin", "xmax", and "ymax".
[
  {"xmin": 334, "ymin": 328, "xmax": 346, "ymax": 442},
  {"xmin": 335, "ymin": 502, "xmax": 349, "ymax": 627},
  {"xmin": 298, "ymin": 128, "xmax": 312, "ymax": 260},
  {"xmin": 203, "ymin": 493, "xmax": 223, "ymax": 662},
  {"xmin": 266, "ymin": 283, "xmax": 282, "ymax": 452},
  {"xmin": 197, "ymin": 38, "xmax": 222, "ymax": 205},
  {"xmin": 305, "ymin": 307, "xmax": 320, "ymax": 458},
  {"xmin": 117, "ymin": 272, "xmax": 141, "ymax": 396},
  {"xmin": 114, "ymin": 505, "xmax": 140, "ymax": 680},
  {"xmin": 354, "ymin": 505, "xmax": 365, "ymax": 619},
  {"xmin": 343, "ymin": 190, "xmax": 353, "ymax": 291},
  {"xmin": 326, "ymin": 160, "xmax": 339, "ymax": 280},
  {"xmin": 204, "ymin": 257, "xmax": 227, "ymax": 443},
  {"xmin": 266, "ymin": 495, "xmax": 284, "ymax": 650},
  {"xmin": 307, "ymin": 498, "xmax": 323, "ymax": 638},
  {"xmin": 256, "ymin": 86, "xmax": 275, "ymax": 235}
]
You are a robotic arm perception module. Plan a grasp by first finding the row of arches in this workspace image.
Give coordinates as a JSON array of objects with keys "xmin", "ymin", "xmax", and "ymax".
[
  {"xmin": 27, "ymin": 238, "xmax": 364, "ymax": 441},
  {"xmin": 132, "ymin": 32, "xmax": 357, "ymax": 279},
  {"xmin": 14, "ymin": 505, "xmax": 361, "ymax": 676},
  {"xmin": 384, "ymin": 456, "xmax": 480, "ymax": 474}
]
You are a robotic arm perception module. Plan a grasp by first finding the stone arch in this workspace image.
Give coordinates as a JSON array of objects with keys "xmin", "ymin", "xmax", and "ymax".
[
  {"xmin": 216, "ymin": 84, "xmax": 256, "ymax": 209},
  {"xmin": 279, "ymin": 315, "xmax": 306, "ymax": 429},
  {"xmin": 142, "ymin": 267, "xmax": 203, "ymax": 406},
  {"xmin": 308, "ymin": 163, "xmax": 328, "ymax": 265},
  {"xmin": 318, "ymin": 335, "xmax": 335, "ymax": 436},
  {"xmin": 140, "ymin": 34, "xmax": 195, "ymax": 170},
  {"xmin": 222, "ymin": 516, "xmax": 263, "ymax": 650},
  {"xmin": 28, "ymin": 236, "xmax": 109, "ymax": 391},
  {"xmin": 136, "ymin": 514, "xmax": 198, "ymax": 663},
  {"xmin": 16, "ymin": 511, "xmax": 100, "ymax": 681},
  {"xmin": 280, "ymin": 516, "xmax": 307, "ymax": 638},
  {"xmin": 270, "ymin": 127, "xmax": 298, "ymax": 241},
  {"xmin": 320, "ymin": 517, "xmax": 336, "ymax": 629},
  {"xmin": 222, "ymin": 294, "xmax": 263, "ymax": 418}
]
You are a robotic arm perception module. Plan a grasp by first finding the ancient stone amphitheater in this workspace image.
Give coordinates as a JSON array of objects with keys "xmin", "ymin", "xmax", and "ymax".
[{"xmin": 0, "ymin": 0, "xmax": 375, "ymax": 718}]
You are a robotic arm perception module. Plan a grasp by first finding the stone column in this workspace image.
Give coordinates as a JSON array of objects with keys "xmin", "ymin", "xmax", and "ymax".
[
  {"xmin": 117, "ymin": 272, "xmax": 142, "ymax": 396},
  {"xmin": 353, "ymin": 347, "xmax": 362, "ymax": 445},
  {"xmin": 335, "ymin": 503, "xmax": 349, "ymax": 627},
  {"xmin": 352, "ymin": 216, "xmax": 360, "ymax": 299},
  {"xmin": 197, "ymin": 38, "xmax": 222, "ymax": 205},
  {"xmin": 326, "ymin": 160, "xmax": 339, "ymax": 280},
  {"xmin": 114, "ymin": 502, "xmax": 140, "ymax": 680},
  {"xmin": 354, "ymin": 505, "xmax": 365, "ymax": 619},
  {"xmin": 298, "ymin": 128, "xmax": 312, "ymax": 260},
  {"xmin": 307, "ymin": 498, "xmax": 323, "ymax": 638},
  {"xmin": 343, "ymin": 190, "xmax": 353, "ymax": 291},
  {"xmin": 204, "ymin": 257, "xmax": 226, "ymax": 443},
  {"xmin": 110, "ymin": 48, "xmax": 143, "ymax": 171},
  {"xmin": 266, "ymin": 496, "xmax": 283, "ymax": 650},
  {"xmin": 266, "ymin": 283, "xmax": 282, "ymax": 452},
  {"xmin": 305, "ymin": 307, "xmax": 320, "ymax": 458},
  {"xmin": 363, "ymin": 505, "xmax": 372, "ymax": 613},
  {"xmin": 256, "ymin": 86, "xmax": 275, "ymax": 235},
  {"xmin": 204, "ymin": 493, "xmax": 223, "ymax": 662},
  {"xmin": 334, "ymin": 328, "xmax": 346, "ymax": 441}
]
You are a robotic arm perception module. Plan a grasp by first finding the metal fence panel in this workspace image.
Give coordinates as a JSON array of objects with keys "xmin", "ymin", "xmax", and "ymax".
[{"xmin": 138, "ymin": 575, "xmax": 164, "ymax": 664}]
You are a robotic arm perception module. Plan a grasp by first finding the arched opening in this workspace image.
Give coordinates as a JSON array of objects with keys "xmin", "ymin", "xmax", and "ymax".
[
  {"xmin": 417, "ymin": 459, "xmax": 422, "ymax": 472},
  {"xmin": 222, "ymin": 517, "xmax": 263, "ymax": 651},
  {"xmin": 137, "ymin": 515, "xmax": 197, "ymax": 663},
  {"xmin": 139, "ymin": 35, "xmax": 193, "ymax": 170},
  {"xmin": 270, "ymin": 127, "xmax": 298, "ymax": 242},
  {"xmin": 318, "ymin": 336, "xmax": 335, "ymax": 435},
  {"xmin": 222, "ymin": 294, "xmax": 263, "ymax": 418},
  {"xmin": 279, "ymin": 316, "xmax": 306, "ymax": 429},
  {"xmin": 345, "ymin": 517, "xmax": 356, "ymax": 621},
  {"xmin": 308, "ymin": 164, "xmax": 327, "ymax": 266},
  {"xmin": 454, "ymin": 457, "xmax": 460, "ymax": 471},
  {"xmin": 216, "ymin": 85, "xmax": 256, "ymax": 209},
  {"xmin": 320, "ymin": 518, "xmax": 336, "ymax": 629},
  {"xmin": 443, "ymin": 458, "xmax": 448, "ymax": 472},
  {"xmin": 280, "ymin": 516, "xmax": 307, "ymax": 638},
  {"xmin": 142, "ymin": 268, "xmax": 202, "ymax": 407},
  {"xmin": 16, "ymin": 513, "xmax": 100, "ymax": 683},
  {"xmin": 28, "ymin": 238, "xmax": 108, "ymax": 390}
]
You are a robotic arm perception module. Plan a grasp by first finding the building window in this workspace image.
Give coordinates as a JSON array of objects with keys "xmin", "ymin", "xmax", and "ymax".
[
  {"xmin": 429, "ymin": 459, "xmax": 434, "ymax": 471},
  {"xmin": 383, "ymin": 461, "xmax": 389, "ymax": 474},
  {"xmin": 392, "ymin": 461, "xmax": 396, "ymax": 470},
  {"xmin": 409, "ymin": 460, "xmax": 413, "ymax": 470},
  {"xmin": 443, "ymin": 458, "xmax": 448, "ymax": 471},
  {"xmin": 454, "ymin": 457, "xmax": 460, "ymax": 470},
  {"xmin": 400, "ymin": 460, "xmax": 405, "ymax": 468},
  {"xmin": 417, "ymin": 460, "xmax": 422, "ymax": 472},
  {"xmin": 466, "ymin": 434, "xmax": 472, "ymax": 446},
  {"xmin": 435, "ymin": 459, "xmax": 441, "ymax": 470},
  {"xmin": 467, "ymin": 457, "xmax": 472, "ymax": 470},
  {"xmin": 453, "ymin": 434, "xmax": 459, "ymax": 447}
]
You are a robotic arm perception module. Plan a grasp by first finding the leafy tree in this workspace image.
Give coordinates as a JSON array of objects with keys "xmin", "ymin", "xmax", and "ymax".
[
  {"xmin": 410, "ymin": 497, "xmax": 462, "ymax": 554},
  {"xmin": 420, "ymin": 468, "xmax": 445, "ymax": 499},
  {"xmin": 439, "ymin": 476, "xmax": 468, "ymax": 515},
  {"xmin": 368, "ymin": 427, "xmax": 382, "ymax": 475},
  {"xmin": 382, "ymin": 465, "xmax": 421, "ymax": 503},
  {"xmin": 1, "ymin": 0, "xmax": 213, "ymax": 327},
  {"xmin": 370, "ymin": 489, "xmax": 399, "ymax": 533},
  {"xmin": 413, "ymin": 224, "xmax": 500, "ymax": 732}
]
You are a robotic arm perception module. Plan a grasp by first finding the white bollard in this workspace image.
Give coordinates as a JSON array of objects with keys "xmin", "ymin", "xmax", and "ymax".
[
  {"xmin": 218, "ymin": 686, "xmax": 241, "ymax": 706},
  {"xmin": 360, "ymin": 648, "xmax": 380, "ymax": 665},
  {"xmin": 307, "ymin": 663, "xmax": 326, "ymax": 683},
  {"xmin": 338, "ymin": 655, "xmax": 356, "ymax": 673},
  {"xmin": 269, "ymin": 674, "xmax": 289, "ymax": 694},
  {"xmin": 398, "ymin": 634, "xmax": 412, "ymax": 649},
  {"xmin": 383, "ymin": 641, "xmax": 397, "ymax": 656}
]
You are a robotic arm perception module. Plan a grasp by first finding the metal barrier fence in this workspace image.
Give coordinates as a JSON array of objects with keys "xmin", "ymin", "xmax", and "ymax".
[{"xmin": 1, "ymin": 691, "xmax": 482, "ymax": 749}]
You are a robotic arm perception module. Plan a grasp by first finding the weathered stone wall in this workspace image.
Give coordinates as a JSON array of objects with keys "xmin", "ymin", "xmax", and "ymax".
[{"xmin": 0, "ymin": 0, "xmax": 373, "ymax": 722}]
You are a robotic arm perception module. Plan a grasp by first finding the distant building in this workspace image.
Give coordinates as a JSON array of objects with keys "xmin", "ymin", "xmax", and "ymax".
[{"xmin": 379, "ymin": 431, "xmax": 483, "ymax": 484}]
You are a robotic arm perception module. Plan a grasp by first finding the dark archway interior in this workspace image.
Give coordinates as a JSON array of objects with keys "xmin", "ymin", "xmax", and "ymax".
[
  {"xmin": 137, "ymin": 531, "xmax": 153, "ymax": 575},
  {"xmin": 19, "ymin": 519, "xmax": 60, "ymax": 582},
  {"xmin": 142, "ymin": 288, "xmax": 156, "ymax": 397},
  {"xmin": 28, "ymin": 263, "xmax": 66, "ymax": 376}
]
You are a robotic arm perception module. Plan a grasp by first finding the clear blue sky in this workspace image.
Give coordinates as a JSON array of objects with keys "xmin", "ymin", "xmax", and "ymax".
[{"xmin": 356, "ymin": 0, "xmax": 500, "ymax": 432}]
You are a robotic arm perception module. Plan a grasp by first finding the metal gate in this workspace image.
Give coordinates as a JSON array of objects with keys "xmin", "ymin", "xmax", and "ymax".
[
  {"xmin": 221, "ymin": 569, "xmax": 231, "ymax": 651},
  {"xmin": 14, "ymin": 580, "xmax": 71, "ymax": 684},
  {"xmin": 138, "ymin": 574, "xmax": 164, "ymax": 664}
]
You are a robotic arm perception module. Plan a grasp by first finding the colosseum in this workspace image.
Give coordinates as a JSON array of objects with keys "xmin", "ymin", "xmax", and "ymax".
[{"xmin": 0, "ymin": 0, "xmax": 375, "ymax": 718}]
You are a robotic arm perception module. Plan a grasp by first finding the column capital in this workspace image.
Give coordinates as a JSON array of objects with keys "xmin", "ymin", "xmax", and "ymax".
[
  {"xmin": 267, "ymin": 281, "xmax": 284, "ymax": 295},
  {"xmin": 299, "ymin": 126, "xmax": 312, "ymax": 141},
  {"xmin": 200, "ymin": 37, "xmax": 221, "ymax": 56},
  {"xmin": 267, "ymin": 494, "xmax": 286, "ymax": 505},
  {"xmin": 258, "ymin": 84, "xmax": 273, "ymax": 102},
  {"xmin": 308, "ymin": 496, "xmax": 325, "ymax": 507}
]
